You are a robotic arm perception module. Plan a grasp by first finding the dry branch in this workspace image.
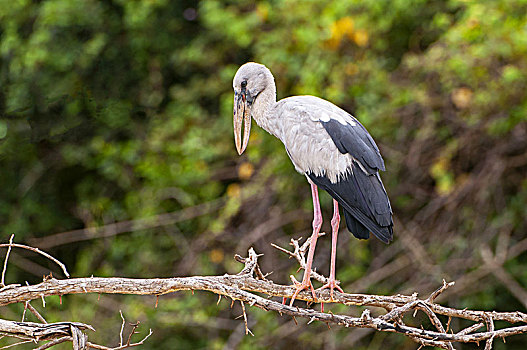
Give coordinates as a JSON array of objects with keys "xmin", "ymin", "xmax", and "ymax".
[
  {"xmin": 2, "ymin": 270, "xmax": 524, "ymax": 322},
  {"xmin": 0, "ymin": 256, "xmax": 525, "ymax": 348},
  {"xmin": 0, "ymin": 319, "xmax": 94, "ymax": 341},
  {"xmin": 2, "ymin": 240, "xmax": 527, "ymax": 349},
  {"xmin": 27, "ymin": 200, "xmax": 224, "ymax": 249}
]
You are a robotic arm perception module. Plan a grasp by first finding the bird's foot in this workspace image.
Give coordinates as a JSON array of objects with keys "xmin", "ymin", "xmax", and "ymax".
[
  {"xmin": 316, "ymin": 278, "xmax": 344, "ymax": 301},
  {"xmin": 288, "ymin": 274, "xmax": 316, "ymax": 306}
]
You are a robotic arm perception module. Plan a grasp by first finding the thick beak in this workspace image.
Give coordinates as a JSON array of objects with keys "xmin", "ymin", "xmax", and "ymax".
[{"xmin": 233, "ymin": 91, "xmax": 252, "ymax": 155}]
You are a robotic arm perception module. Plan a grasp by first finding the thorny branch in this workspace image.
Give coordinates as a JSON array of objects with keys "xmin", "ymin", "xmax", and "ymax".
[
  {"xmin": 0, "ymin": 238, "xmax": 150, "ymax": 350},
  {"xmin": 1, "ymin": 240, "xmax": 527, "ymax": 349}
]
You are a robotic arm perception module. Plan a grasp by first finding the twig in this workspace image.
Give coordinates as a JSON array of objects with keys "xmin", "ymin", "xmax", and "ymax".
[
  {"xmin": 119, "ymin": 310, "xmax": 125, "ymax": 347},
  {"xmin": 0, "ymin": 339, "xmax": 34, "ymax": 350},
  {"xmin": 409, "ymin": 336, "xmax": 451, "ymax": 349},
  {"xmin": 107, "ymin": 328, "xmax": 153, "ymax": 350},
  {"xmin": 484, "ymin": 313, "xmax": 495, "ymax": 350},
  {"xmin": 240, "ymin": 301, "xmax": 253, "ymax": 336},
  {"xmin": 456, "ymin": 322, "xmax": 484, "ymax": 336},
  {"xmin": 235, "ymin": 248, "xmax": 261, "ymax": 277},
  {"xmin": 481, "ymin": 245, "xmax": 527, "ymax": 309},
  {"xmin": 418, "ymin": 302, "xmax": 454, "ymax": 350},
  {"xmin": 25, "ymin": 302, "xmax": 47, "ymax": 324},
  {"xmin": 1, "ymin": 235, "xmax": 15, "ymax": 287},
  {"xmin": 271, "ymin": 235, "xmax": 328, "ymax": 284},
  {"xmin": 380, "ymin": 300, "xmax": 421, "ymax": 322},
  {"xmin": 0, "ymin": 242, "xmax": 70, "ymax": 278},
  {"xmin": 34, "ymin": 337, "xmax": 70, "ymax": 350},
  {"xmin": 28, "ymin": 199, "xmax": 224, "ymax": 249},
  {"xmin": 126, "ymin": 322, "xmax": 139, "ymax": 345},
  {"xmin": 427, "ymin": 279, "xmax": 455, "ymax": 303},
  {"xmin": 34, "ymin": 330, "xmax": 153, "ymax": 350}
]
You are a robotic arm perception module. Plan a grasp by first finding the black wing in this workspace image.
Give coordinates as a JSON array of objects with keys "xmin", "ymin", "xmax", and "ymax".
[
  {"xmin": 311, "ymin": 118, "xmax": 393, "ymax": 243},
  {"xmin": 308, "ymin": 162, "xmax": 393, "ymax": 243},
  {"xmin": 321, "ymin": 118, "xmax": 385, "ymax": 174}
]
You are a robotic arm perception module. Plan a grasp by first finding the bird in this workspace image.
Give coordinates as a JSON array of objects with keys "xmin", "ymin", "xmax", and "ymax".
[{"xmin": 232, "ymin": 62, "xmax": 393, "ymax": 305}]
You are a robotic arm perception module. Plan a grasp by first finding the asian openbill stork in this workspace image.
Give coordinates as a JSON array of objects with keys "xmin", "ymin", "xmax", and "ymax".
[{"xmin": 233, "ymin": 62, "xmax": 394, "ymax": 305}]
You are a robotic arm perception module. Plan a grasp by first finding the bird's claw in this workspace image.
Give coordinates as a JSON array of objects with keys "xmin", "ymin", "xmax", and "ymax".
[
  {"xmin": 288, "ymin": 274, "xmax": 317, "ymax": 306},
  {"xmin": 316, "ymin": 279, "xmax": 344, "ymax": 300}
]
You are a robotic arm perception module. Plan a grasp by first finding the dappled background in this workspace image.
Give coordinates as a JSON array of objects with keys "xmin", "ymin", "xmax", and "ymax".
[{"xmin": 1, "ymin": 0, "xmax": 527, "ymax": 349}]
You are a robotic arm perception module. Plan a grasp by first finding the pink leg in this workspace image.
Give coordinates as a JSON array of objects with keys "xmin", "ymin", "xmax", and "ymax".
[
  {"xmin": 317, "ymin": 199, "xmax": 344, "ymax": 300},
  {"xmin": 289, "ymin": 182, "xmax": 322, "ymax": 306}
]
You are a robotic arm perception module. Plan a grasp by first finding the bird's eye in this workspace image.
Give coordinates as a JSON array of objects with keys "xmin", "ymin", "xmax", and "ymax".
[{"xmin": 241, "ymin": 80, "xmax": 247, "ymax": 88}]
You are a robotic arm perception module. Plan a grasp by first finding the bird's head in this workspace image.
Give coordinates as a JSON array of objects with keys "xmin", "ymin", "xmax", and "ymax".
[{"xmin": 232, "ymin": 62, "xmax": 273, "ymax": 155}]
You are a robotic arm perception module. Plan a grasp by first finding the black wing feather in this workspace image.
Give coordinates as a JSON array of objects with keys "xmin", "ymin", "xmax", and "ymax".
[
  {"xmin": 307, "ymin": 162, "xmax": 393, "ymax": 244},
  {"xmin": 343, "ymin": 210, "xmax": 370, "ymax": 240},
  {"xmin": 321, "ymin": 119, "xmax": 385, "ymax": 173}
]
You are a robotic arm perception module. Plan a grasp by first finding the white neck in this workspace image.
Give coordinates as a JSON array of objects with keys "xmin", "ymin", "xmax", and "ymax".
[{"xmin": 251, "ymin": 80, "xmax": 282, "ymax": 139}]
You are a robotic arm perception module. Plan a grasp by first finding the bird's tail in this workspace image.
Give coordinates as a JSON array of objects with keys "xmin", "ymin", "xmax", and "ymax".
[
  {"xmin": 343, "ymin": 210, "xmax": 370, "ymax": 240},
  {"xmin": 343, "ymin": 207, "xmax": 393, "ymax": 244}
]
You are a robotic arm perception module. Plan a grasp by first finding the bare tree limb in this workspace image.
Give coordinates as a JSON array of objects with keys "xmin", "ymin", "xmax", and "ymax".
[
  {"xmin": 1, "ymin": 238, "xmax": 527, "ymax": 349},
  {"xmin": 27, "ymin": 200, "xmax": 224, "ymax": 249},
  {"xmin": 0, "ymin": 250, "xmax": 526, "ymax": 349},
  {"xmin": 1, "ymin": 269, "xmax": 526, "ymax": 323}
]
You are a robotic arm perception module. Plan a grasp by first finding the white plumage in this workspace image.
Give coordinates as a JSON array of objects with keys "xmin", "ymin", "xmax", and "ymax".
[{"xmin": 270, "ymin": 96, "xmax": 359, "ymax": 183}]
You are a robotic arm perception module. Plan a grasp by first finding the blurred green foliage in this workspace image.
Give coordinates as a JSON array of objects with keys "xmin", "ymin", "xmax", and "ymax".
[{"xmin": 1, "ymin": 0, "xmax": 527, "ymax": 349}]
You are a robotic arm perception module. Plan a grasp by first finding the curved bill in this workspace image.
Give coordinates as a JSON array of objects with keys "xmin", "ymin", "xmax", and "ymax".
[{"xmin": 233, "ymin": 91, "xmax": 252, "ymax": 155}]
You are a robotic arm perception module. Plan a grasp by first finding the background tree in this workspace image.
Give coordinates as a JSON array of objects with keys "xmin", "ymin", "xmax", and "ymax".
[{"xmin": 1, "ymin": 0, "xmax": 526, "ymax": 349}]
